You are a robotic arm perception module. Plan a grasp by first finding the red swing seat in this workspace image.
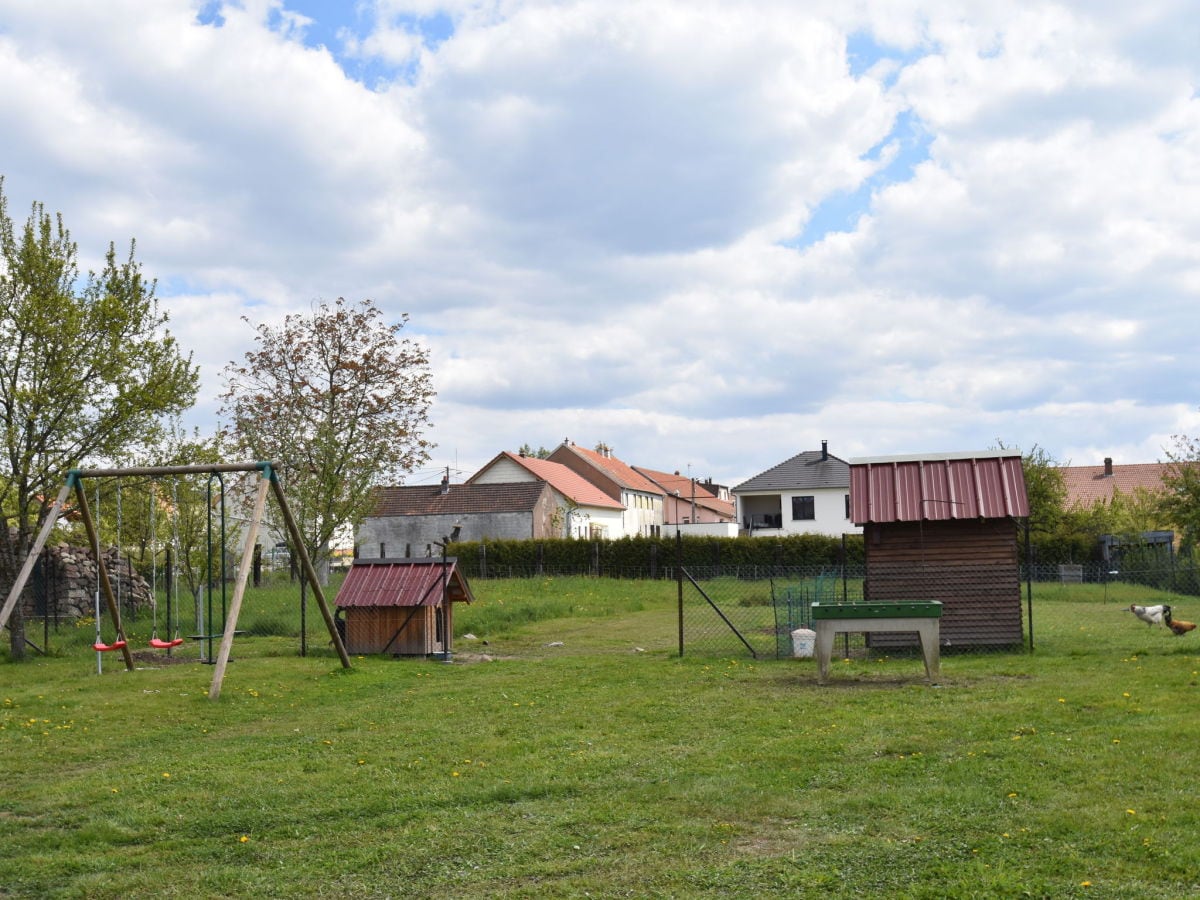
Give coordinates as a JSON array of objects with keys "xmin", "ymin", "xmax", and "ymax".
[
  {"xmin": 149, "ymin": 636, "xmax": 185, "ymax": 649},
  {"xmin": 93, "ymin": 639, "xmax": 127, "ymax": 652}
]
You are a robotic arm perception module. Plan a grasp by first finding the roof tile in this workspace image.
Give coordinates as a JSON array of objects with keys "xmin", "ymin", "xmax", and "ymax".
[
  {"xmin": 734, "ymin": 449, "xmax": 850, "ymax": 493},
  {"xmin": 474, "ymin": 452, "xmax": 625, "ymax": 509},
  {"xmin": 370, "ymin": 481, "xmax": 547, "ymax": 517},
  {"xmin": 558, "ymin": 443, "xmax": 664, "ymax": 495},
  {"xmin": 1058, "ymin": 462, "xmax": 1171, "ymax": 508}
]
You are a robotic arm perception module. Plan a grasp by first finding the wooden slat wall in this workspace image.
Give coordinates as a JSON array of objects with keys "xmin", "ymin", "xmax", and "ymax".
[
  {"xmin": 865, "ymin": 519, "xmax": 1023, "ymax": 648},
  {"xmin": 345, "ymin": 607, "xmax": 438, "ymax": 655}
]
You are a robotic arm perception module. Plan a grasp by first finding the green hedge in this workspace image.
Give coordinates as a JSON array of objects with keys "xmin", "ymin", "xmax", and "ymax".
[{"xmin": 447, "ymin": 533, "xmax": 864, "ymax": 578}]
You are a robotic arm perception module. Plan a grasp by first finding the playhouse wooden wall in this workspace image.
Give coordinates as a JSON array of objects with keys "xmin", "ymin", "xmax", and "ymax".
[
  {"xmin": 343, "ymin": 605, "xmax": 452, "ymax": 656},
  {"xmin": 863, "ymin": 518, "xmax": 1023, "ymax": 649}
]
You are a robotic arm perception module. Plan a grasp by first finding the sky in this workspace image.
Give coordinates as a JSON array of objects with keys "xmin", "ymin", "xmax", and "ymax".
[{"xmin": 1, "ymin": 0, "xmax": 1198, "ymax": 489}]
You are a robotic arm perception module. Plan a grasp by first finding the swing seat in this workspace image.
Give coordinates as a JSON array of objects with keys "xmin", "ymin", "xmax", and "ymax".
[
  {"xmin": 93, "ymin": 640, "xmax": 127, "ymax": 652},
  {"xmin": 149, "ymin": 636, "xmax": 185, "ymax": 649}
]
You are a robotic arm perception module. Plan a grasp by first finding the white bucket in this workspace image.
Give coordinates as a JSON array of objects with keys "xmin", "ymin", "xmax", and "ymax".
[{"xmin": 791, "ymin": 627, "xmax": 816, "ymax": 658}]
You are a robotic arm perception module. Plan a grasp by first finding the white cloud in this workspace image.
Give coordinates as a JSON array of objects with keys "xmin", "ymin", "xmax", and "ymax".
[{"xmin": 0, "ymin": 0, "xmax": 1197, "ymax": 487}]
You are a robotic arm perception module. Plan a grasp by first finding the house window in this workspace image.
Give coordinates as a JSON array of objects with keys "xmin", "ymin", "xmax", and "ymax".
[
  {"xmin": 791, "ymin": 496, "xmax": 815, "ymax": 520},
  {"xmin": 844, "ymin": 494, "xmax": 851, "ymax": 519}
]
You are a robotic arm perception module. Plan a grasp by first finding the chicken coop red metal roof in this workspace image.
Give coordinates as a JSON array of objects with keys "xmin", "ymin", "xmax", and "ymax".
[
  {"xmin": 335, "ymin": 558, "xmax": 474, "ymax": 608},
  {"xmin": 849, "ymin": 451, "xmax": 1029, "ymax": 524}
]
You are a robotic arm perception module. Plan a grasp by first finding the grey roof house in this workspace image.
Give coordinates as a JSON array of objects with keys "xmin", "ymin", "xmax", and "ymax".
[
  {"xmin": 732, "ymin": 441, "xmax": 861, "ymax": 537},
  {"xmin": 356, "ymin": 480, "xmax": 559, "ymax": 558}
]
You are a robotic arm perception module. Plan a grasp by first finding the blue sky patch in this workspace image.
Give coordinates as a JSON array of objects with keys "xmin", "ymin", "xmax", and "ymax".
[
  {"xmin": 268, "ymin": 2, "xmax": 455, "ymax": 87},
  {"xmin": 846, "ymin": 30, "xmax": 924, "ymax": 83},
  {"xmin": 195, "ymin": 1, "xmax": 224, "ymax": 28},
  {"xmin": 786, "ymin": 109, "xmax": 931, "ymax": 249}
]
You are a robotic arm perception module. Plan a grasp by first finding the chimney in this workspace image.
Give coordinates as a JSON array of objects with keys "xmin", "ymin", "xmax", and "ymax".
[
  {"xmin": 821, "ymin": 440, "xmax": 828, "ymax": 461},
  {"xmin": 1104, "ymin": 457, "xmax": 1113, "ymax": 477},
  {"xmin": 440, "ymin": 467, "xmax": 450, "ymax": 494}
]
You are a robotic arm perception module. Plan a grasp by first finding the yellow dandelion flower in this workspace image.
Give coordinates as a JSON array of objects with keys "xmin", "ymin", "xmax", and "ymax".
[
  {"xmin": 1126, "ymin": 809, "xmax": 1136, "ymax": 815},
  {"xmin": 240, "ymin": 835, "xmax": 249, "ymax": 843},
  {"xmin": 162, "ymin": 773, "xmax": 170, "ymax": 779}
]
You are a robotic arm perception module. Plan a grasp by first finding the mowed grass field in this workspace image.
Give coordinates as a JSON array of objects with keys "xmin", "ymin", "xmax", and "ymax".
[{"xmin": 1, "ymin": 576, "xmax": 1198, "ymax": 898}]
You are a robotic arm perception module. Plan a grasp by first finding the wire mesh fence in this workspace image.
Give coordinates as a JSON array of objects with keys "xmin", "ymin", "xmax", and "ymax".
[
  {"xmin": 15, "ymin": 549, "xmax": 1200, "ymax": 663},
  {"xmin": 19, "ymin": 567, "xmax": 344, "ymax": 660},
  {"xmin": 679, "ymin": 562, "xmax": 1029, "ymax": 659}
]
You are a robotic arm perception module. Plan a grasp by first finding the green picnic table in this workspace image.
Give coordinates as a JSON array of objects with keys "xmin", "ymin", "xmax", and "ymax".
[{"xmin": 810, "ymin": 601, "xmax": 943, "ymax": 684}]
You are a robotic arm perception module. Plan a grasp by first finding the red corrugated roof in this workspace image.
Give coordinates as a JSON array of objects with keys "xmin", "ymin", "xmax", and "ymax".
[
  {"xmin": 335, "ymin": 559, "xmax": 474, "ymax": 608},
  {"xmin": 849, "ymin": 451, "xmax": 1029, "ymax": 524}
]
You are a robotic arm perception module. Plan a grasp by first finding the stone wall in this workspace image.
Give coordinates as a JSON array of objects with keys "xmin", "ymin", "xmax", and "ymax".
[{"xmin": 17, "ymin": 543, "xmax": 153, "ymax": 620}]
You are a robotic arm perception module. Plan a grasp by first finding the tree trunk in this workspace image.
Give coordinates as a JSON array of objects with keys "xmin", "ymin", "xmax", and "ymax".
[
  {"xmin": 1, "ymin": 530, "xmax": 28, "ymax": 661},
  {"xmin": 8, "ymin": 605, "xmax": 26, "ymax": 661}
]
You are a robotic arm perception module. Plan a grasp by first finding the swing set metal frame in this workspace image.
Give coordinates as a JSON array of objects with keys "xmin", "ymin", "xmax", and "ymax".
[{"xmin": 0, "ymin": 461, "xmax": 351, "ymax": 699}]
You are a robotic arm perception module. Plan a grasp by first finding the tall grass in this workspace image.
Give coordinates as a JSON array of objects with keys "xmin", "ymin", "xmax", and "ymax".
[{"xmin": 1, "ymin": 577, "xmax": 1198, "ymax": 897}]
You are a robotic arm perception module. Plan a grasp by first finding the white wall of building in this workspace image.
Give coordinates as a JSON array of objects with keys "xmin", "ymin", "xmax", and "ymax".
[
  {"xmin": 662, "ymin": 522, "xmax": 740, "ymax": 538},
  {"xmin": 738, "ymin": 487, "xmax": 860, "ymax": 537}
]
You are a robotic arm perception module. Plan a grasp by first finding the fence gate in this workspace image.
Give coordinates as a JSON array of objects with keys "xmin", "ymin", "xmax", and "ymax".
[
  {"xmin": 677, "ymin": 567, "xmax": 795, "ymax": 659},
  {"xmin": 677, "ymin": 567, "xmax": 861, "ymax": 659}
]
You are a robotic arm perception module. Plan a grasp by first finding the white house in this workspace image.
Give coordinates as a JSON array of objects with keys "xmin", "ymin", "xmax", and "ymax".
[
  {"xmin": 732, "ymin": 441, "xmax": 861, "ymax": 538},
  {"xmin": 547, "ymin": 441, "xmax": 665, "ymax": 538},
  {"xmin": 467, "ymin": 451, "xmax": 626, "ymax": 538}
]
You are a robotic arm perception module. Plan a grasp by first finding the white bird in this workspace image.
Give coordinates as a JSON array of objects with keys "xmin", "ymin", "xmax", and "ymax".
[{"xmin": 1129, "ymin": 604, "xmax": 1169, "ymax": 627}]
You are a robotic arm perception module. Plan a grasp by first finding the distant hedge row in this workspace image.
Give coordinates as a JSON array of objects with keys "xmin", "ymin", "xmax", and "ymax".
[{"xmin": 446, "ymin": 533, "xmax": 865, "ymax": 578}]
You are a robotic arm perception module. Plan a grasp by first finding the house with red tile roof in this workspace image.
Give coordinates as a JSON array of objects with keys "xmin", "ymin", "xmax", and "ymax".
[
  {"xmin": 547, "ymin": 441, "xmax": 665, "ymax": 537},
  {"xmin": 1057, "ymin": 457, "xmax": 1172, "ymax": 509},
  {"xmin": 468, "ymin": 451, "xmax": 627, "ymax": 538},
  {"xmin": 631, "ymin": 465, "xmax": 735, "ymax": 525}
]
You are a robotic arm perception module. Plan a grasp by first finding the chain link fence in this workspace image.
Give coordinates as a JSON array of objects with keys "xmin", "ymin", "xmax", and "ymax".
[
  {"xmin": 679, "ymin": 562, "xmax": 1028, "ymax": 660},
  {"xmin": 17, "ymin": 545, "xmax": 1200, "ymax": 662},
  {"xmin": 20, "ymin": 563, "xmax": 344, "ymax": 660}
]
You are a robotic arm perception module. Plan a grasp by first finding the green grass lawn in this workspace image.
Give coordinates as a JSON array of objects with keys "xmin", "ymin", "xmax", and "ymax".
[{"xmin": 1, "ymin": 577, "xmax": 1198, "ymax": 898}]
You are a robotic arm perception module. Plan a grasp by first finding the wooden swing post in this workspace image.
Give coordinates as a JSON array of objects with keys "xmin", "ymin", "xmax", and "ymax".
[
  {"xmin": 1, "ymin": 461, "xmax": 352, "ymax": 693},
  {"xmin": 71, "ymin": 475, "xmax": 136, "ymax": 671}
]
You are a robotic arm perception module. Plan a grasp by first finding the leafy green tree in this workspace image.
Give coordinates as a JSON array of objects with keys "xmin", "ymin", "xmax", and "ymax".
[
  {"xmin": 0, "ymin": 179, "xmax": 199, "ymax": 658},
  {"xmin": 517, "ymin": 443, "xmax": 552, "ymax": 459},
  {"xmin": 1161, "ymin": 431, "xmax": 1200, "ymax": 549},
  {"xmin": 1016, "ymin": 443, "xmax": 1068, "ymax": 537},
  {"xmin": 1104, "ymin": 486, "xmax": 1171, "ymax": 539},
  {"xmin": 220, "ymin": 297, "xmax": 434, "ymax": 581},
  {"xmin": 1000, "ymin": 441, "xmax": 1097, "ymax": 565},
  {"xmin": 87, "ymin": 422, "xmax": 232, "ymax": 604}
]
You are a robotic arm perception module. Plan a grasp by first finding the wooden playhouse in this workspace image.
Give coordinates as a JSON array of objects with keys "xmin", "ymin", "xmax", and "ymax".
[
  {"xmin": 335, "ymin": 557, "xmax": 474, "ymax": 656},
  {"xmin": 848, "ymin": 450, "xmax": 1030, "ymax": 649}
]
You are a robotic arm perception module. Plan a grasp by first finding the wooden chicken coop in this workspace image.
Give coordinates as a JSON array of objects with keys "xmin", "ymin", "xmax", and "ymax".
[
  {"xmin": 848, "ymin": 451, "xmax": 1030, "ymax": 650},
  {"xmin": 334, "ymin": 557, "xmax": 474, "ymax": 657}
]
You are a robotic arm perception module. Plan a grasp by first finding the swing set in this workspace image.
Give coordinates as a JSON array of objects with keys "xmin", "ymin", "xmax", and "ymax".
[
  {"xmin": 0, "ymin": 461, "xmax": 351, "ymax": 699},
  {"xmin": 86, "ymin": 477, "xmax": 183, "ymax": 659}
]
